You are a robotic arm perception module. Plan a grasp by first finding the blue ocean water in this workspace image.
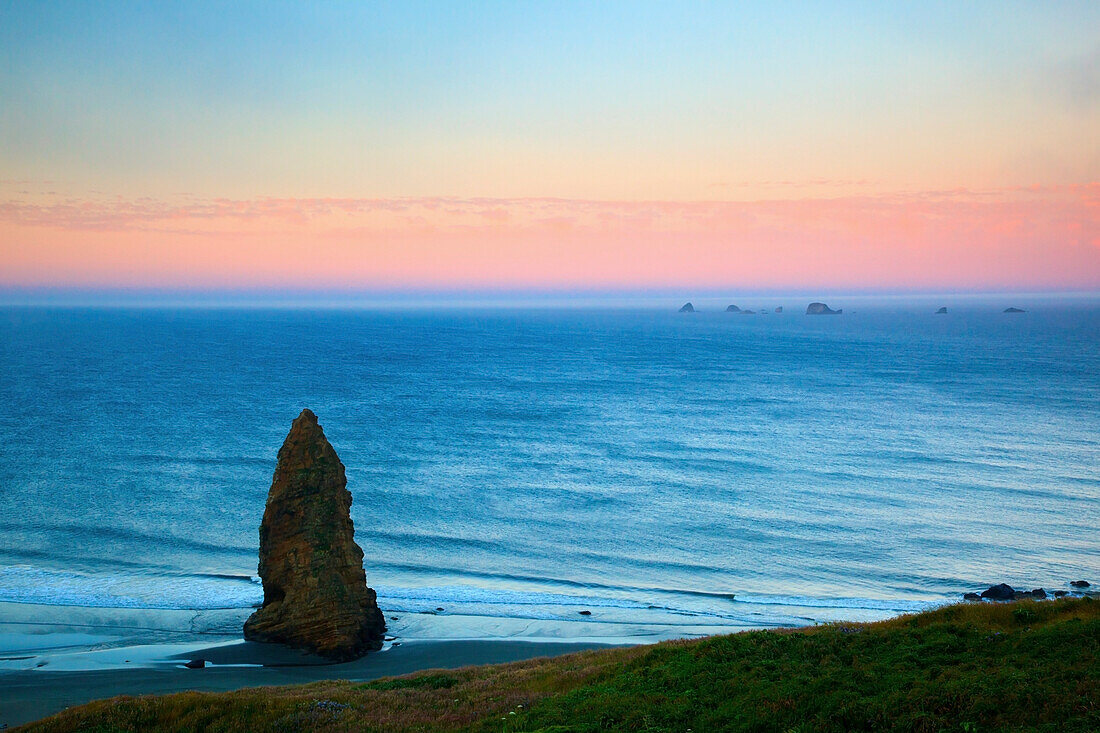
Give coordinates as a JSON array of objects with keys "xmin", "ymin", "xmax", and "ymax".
[{"xmin": 1, "ymin": 299, "xmax": 1098, "ymax": 636}]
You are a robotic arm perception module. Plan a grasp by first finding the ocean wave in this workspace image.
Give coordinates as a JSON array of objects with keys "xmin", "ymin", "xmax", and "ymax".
[
  {"xmin": 366, "ymin": 563, "xmax": 743, "ymax": 604},
  {"xmin": 123, "ymin": 453, "xmax": 272, "ymax": 469},
  {"xmin": 374, "ymin": 584, "xmax": 652, "ymax": 611},
  {"xmin": 0, "ymin": 521, "xmax": 254, "ymax": 557},
  {"xmin": 733, "ymin": 593, "xmax": 940, "ymax": 613},
  {"xmin": 370, "ymin": 529, "xmax": 500, "ymax": 552},
  {"xmin": 0, "ymin": 565, "xmax": 942, "ymax": 621},
  {"xmin": 0, "ymin": 566, "xmax": 262, "ymax": 611}
]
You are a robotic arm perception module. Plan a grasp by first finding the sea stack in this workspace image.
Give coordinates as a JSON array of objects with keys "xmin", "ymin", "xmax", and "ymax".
[
  {"xmin": 936, "ymin": 307, "xmax": 948, "ymax": 314},
  {"xmin": 725, "ymin": 305, "xmax": 741, "ymax": 312},
  {"xmin": 243, "ymin": 409, "xmax": 385, "ymax": 661},
  {"xmin": 806, "ymin": 302, "xmax": 842, "ymax": 315},
  {"xmin": 679, "ymin": 302, "xmax": 695, "ymax": 312}
]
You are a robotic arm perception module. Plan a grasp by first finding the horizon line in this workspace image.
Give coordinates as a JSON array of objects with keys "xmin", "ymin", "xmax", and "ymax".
[{"xmin": 2, "ymin": 286, "xmax": 1098, "ymax": 310}]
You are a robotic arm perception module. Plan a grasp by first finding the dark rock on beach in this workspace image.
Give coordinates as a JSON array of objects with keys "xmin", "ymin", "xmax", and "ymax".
[
  {"xmin": 1053, "ymin": 590, "xmax": 1068, "ymax": 597},
  {"xmin": 725, "ymin": 305, "xmax": 741, "ymax": 312},
  {"xmin": 980, "ymin": 583, "xmax": 1016, "ymax": 601},
  {"xmin": 806, "ymin": 302, "xmax": 842, "ymax": 315},
  {"xmin": 1071, "ymin": 580, "xmax": 1090, "ymax": 588},
  {"xmin": 1011, "ymin": 588, "xmax": 1046, "ymax": 600},
  {"xmin": 184, "ymin": 659, "xmax": 207, "ymax": 669},
  {"xmin": 1003, "ymin": 307, "xmax": 1026, "ymax": 313},
  {"xmin": 243, "ymin": 409, "xmax": 386, "ymax": 661},
  {"xmin": 679, "ymin": 302, "xmax": 695, "ymax": 312},
  {"xmin": 963, "ymin": 593, "xmax": 981, "ymax": 601},
  {"xmin": 578, "ymin": 610, "xmax": 592, "ymax": 616}
]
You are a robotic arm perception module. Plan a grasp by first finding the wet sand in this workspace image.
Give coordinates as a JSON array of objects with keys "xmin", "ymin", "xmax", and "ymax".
[{"xmin": 0, "ymin": 638, "xmax": 623, "ymax": 728}]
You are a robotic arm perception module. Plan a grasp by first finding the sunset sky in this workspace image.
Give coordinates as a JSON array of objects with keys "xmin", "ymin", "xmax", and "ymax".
[{"xmin": 2, "ymin": 1, "xmax": 1098, "ymax": 296}]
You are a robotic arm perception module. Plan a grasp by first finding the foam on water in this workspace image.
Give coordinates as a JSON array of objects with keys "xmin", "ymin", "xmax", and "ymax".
[
  {"xmin": 0, "ymin": 565, "xmax": 946, "ymax": 630},
  {"xmin": 732, "ymin": 594, "xmax": 937, "ymax": 613},
  {"xmin": 0, "ymin": 566, "xmax": 263, "ymax": 611}
]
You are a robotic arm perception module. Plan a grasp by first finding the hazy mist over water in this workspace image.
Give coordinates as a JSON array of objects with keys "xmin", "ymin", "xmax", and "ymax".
[{"xmin": 1, "ymin": 297, "xmax": 1097, "ymax": 637}]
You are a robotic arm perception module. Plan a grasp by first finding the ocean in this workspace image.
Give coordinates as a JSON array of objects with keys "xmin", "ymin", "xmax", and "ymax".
[{"xmin": 1, "ymin": 297, "xmax": 1098, "ymax": 647}]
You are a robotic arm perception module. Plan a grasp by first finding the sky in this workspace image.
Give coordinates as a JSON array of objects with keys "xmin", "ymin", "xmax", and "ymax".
[{"xmin": 1, "ymin": 1, "xmax": 1098, "ymax": 296}]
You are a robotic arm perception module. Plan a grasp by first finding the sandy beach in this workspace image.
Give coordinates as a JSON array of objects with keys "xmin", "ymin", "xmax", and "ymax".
[
  {"xmin": 0, "ymin": 636, "xmax": 624, "ymax": 728},
  {"xmin": 0, "ymin": 588, "xmax": 758, "ymax": 728},
  {"xmin": 0, "ymin": 599, "xmax": 656, "ymax": 728}
]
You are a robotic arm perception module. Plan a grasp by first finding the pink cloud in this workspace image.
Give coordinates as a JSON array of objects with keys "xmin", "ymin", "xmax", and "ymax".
[{"xmin": 1, "ymin": 186, "xmax": 1097, "ymax": 291}]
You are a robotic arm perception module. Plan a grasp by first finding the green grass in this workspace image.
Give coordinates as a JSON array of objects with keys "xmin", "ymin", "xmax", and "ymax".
[{"xmin": 20, "ymin": 598, "xmax": 1099, "ymax": 732}]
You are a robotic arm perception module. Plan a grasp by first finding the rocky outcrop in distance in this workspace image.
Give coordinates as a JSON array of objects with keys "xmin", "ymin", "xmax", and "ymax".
[
  {"xmin": 936, "ymin": 307, "xmax": 948, "ymax": 314},
  {"xmin": 679, "ymin": 302, "xmax": 695, "ymax": 313},
  {"xmin": 725, "ymin": 305, "xmax": 741, "ymax": 312},
  {"xmin": 774, "ymin": 307, "xmax": 783, "ymax": 314},
  {"xmin": 963, "ymin": 581, "xmax": 1093, "ymax": 602},
  {"xmin": 1003, "ymin": 307, "xmax": 1026, "ymax": 313},
  {"xmin": 806, "ymin": 302, "xmax": 842, "ymax": 315},
  {"xmin": 243, "ymin": 409, "xmax": 386, "ymax": 661}
]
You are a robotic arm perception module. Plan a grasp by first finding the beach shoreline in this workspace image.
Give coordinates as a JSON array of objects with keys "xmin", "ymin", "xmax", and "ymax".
[
  {"xmin": 0, "ymin": 637, "xmax": 626, "ymax": 728},
  {"xmin": 9, "ymin": 597, "xmax": 1098, "ymax": 731},
  {"xmin": 0, "ymin": 599, "xmax": 689, "ymax": 728},
  {"xmin": 3, "ymin": 584, "xmax": 1091, "ymax": 727},
  {"xmin": 2, "ymin": 592, "xmax": 1094, "ymax": 728}
]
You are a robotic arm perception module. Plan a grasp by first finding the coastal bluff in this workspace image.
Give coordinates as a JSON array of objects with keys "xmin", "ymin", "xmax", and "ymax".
[{"xmin": 243, "ymin": 409, "xmax": 385, "ymax": 661}]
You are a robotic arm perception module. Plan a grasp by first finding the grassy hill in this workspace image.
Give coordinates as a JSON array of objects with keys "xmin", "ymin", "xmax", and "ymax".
[{"xmin": 21, "ymin": 597, "xmax": 1098, "ymax": 732}]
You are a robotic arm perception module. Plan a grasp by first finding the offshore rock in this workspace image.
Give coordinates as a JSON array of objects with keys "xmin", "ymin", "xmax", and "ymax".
[
  {"xmin": 679, "ymin": 302, "xmax": 695, "ymax": 312},
  {"xmin": 243, "ymin": 409, "xmax": 385, "ymax": 661},
  {"xmin": 725, "ymin": 305, "xmax": 741, "ymax": 312},
  {"xmin": 980, "ymin": 583, "xmax": 1015, "ymax": 601},
  {"xmin": 936, "ymin": 307, "xmax": 948, "ymax": 314},
  {"xmin": 1003, "ymin": 307, "xmax": 1026, "ymax": 313},
  {"xmin": 806, "ymin": 302, "xmax": 842, "ymax": 315},
  {"xmin": 774, "ymin": 306, "xmax": 783, "ymax": 314}
]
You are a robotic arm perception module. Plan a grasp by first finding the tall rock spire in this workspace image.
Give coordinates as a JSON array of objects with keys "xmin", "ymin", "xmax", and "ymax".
[{"xmin": 243, "ymin": 409, "xmax": 385, "ymax": 660}]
